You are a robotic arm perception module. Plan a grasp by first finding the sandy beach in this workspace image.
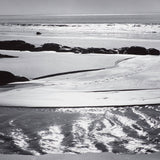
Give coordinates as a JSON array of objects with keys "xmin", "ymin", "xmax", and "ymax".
[{"xmin": 0, "ymin": 51, "xmax": 160, "ymax": 107}]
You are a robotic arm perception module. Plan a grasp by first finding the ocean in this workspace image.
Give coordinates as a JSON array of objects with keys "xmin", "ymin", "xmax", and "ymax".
[
  {"xmin": 0, "ymin": 14, "xmax": 160, "ymax": 24},
  {"xmin": 0, "ymin": 14, "xmax": 160, "ymax": 49}
]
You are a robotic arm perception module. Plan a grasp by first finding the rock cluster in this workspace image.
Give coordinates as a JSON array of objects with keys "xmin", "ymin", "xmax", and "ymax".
[
  {"xmin": 0, "ymin": 71, "xmax": 29, "ymax": 85},
  {"xmin": 36, "ymin": 32, "xmax": 42, "ymax": 35},
  {"xmin": 119, "ymin": 46, "xmax": 160, "ymax": 55},
  {"xmin": 0, "ymin": 40, "xmax": 159, "ymax": 55},
  {"xmin": 0, "ymin": 40, "xmax": 35, "ymax": 51}
]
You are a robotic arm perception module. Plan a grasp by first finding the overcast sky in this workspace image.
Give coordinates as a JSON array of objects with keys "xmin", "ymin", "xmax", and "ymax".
[{"xmin": 0, "ymin": 0, "xmax": 160, "ymax": 15}]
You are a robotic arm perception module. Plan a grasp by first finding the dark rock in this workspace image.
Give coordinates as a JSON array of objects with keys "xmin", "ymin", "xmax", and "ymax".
[
  {"xmin": 59, "ymin": 46, "xmax": 72, "ymax": 52},
  {"xmin": 33, "ymin": 47, "xmax": 43, "ymax": 51},
  {"xmin": 36, "ymin": 32, "xmax": 42, "ymax": 35},
  {"xmin": 86, "ymin": 48, "xmax": 107, "ymax": 54},
  {"xmin": 0, "ymin": 71, "xmax": 29, "ymax": 85},
  {"xmin": 72, "ymin": 47, "xmax": 117, "ymax": 54},
  {"xmin": 105, "ymin": 49, "xmax": 117, "ymax": 54},
  {"xmin": 55, "ymin": 25, "xmax": 68, "ymax": 27},
  {"xmin": 148, "ymin": 48, "xmax": 160, "ymax": 55},
  {"xmin": 0, "ymin": 40, "xmax": 35, "ymax": 51},
  {"xmin": 0, "ymin": 53, "xmax": 18, "ymax": 58},
  {"xmin": 95, "ymin": 142, "xmax": 108, "ymax": 152},
  {"xmin": 40, "ymin": 43, "xmax": 61, "ymax": 51},
  {"xmin": 71, "ymin": 47, "xmax": 87, "ymax": 54},
  {"xmin": 88, "ymin": 48, "xmax": 117, "ymax": 54},
  {"xmin": 133, "ymin": 24, "xmax": 141, "ymax": 27},
  {"xmin": 118, "ymin": 47, "xmax": 129, "ymax": 54},
  {"xmin": 125, "ymin": 46, "xmax": 148, "ymax": 55}
]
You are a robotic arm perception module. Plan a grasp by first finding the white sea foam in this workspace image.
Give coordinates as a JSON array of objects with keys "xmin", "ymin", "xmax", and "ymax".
[
  {"xmin": 71, "ymin": 117, "xmax": 99, "ymax": 153},
  {"xmin": 132, "ymin": 108, "xmax": 160, "ymax": 128},
  {"xmin": 124, "ymin": 138, "xmax": 159, "ymax": 153},
  {"xmin": 11, "ymin": 128, "xmax": 39, "ymax": 155},
  {"xmin": 112, "ymin": 113, "xmax": 147, "ymax": 137},
  {"xmin": 11, "ymin": 128, "xmax": 29, "ymax": 149},
  {"xmin": 38, "ymin": 125, "xmax": 64, "ymax": 154}
]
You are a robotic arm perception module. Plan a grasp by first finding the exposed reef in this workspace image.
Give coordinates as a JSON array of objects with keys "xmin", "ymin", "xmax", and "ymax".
[
  {"xmin": 0, "ymin": 40, "xmax": 159, "ymax": 55},
  {"xmin": 0, "ymin": 40, "xmax": 35, "ymax": 51},
  {"xmin": 0, "ymin": 71, "xmax": 29, "ymax": 85}
]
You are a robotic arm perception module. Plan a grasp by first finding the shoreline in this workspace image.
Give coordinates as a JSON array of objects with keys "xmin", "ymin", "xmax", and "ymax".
[
  {"xmin": 0, "ymin": 103, "xmax": 160, "ymax": 109},
  {"xmin": 1, "ymin": 152, "xmax": 160, "ymax": 160}
]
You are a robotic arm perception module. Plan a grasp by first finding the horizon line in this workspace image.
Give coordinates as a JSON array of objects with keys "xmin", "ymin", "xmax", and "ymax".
[{"xmin": 0, "ymin": 12, "xmax": 160, "ymax": 17}]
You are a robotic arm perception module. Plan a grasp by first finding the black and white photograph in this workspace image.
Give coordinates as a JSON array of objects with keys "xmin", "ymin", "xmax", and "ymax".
[{"xmin": 0, "ymin": 0, "xmax": 160, "ymax": 160}]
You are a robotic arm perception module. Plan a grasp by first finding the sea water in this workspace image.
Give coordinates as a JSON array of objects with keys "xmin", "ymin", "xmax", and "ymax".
[
  {"xmin": 0, "ymin": 14, "xmax": 160, "ymax": 24},
  {"xmin": 0, "ymin": 14, "xmax": 160, "ymax": 48}
]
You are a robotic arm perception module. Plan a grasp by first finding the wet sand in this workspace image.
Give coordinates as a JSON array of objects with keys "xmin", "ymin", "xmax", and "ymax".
[{"xmin": 1, "ymin": 152, "xmax": 160, "ymax": 160}]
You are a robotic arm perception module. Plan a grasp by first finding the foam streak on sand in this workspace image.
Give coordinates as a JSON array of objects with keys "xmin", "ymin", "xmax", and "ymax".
[
  {"xmin": 132, "ymin": 108, "xmax": 160, "ymax": 129},
  {"xmin": 0, "ymin": 105, "xmax": 160, "ymax": 155},
  {"xmin": 10, "ymin": 128, "xmax": 39, "ymax": 155},
  {"xmin": 38, "ymin": 125, "xmax": 64, "ymax": 154},
  {"xmin": 71, "ymin": 117, "xmax": 99, "ymax": 153}
]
